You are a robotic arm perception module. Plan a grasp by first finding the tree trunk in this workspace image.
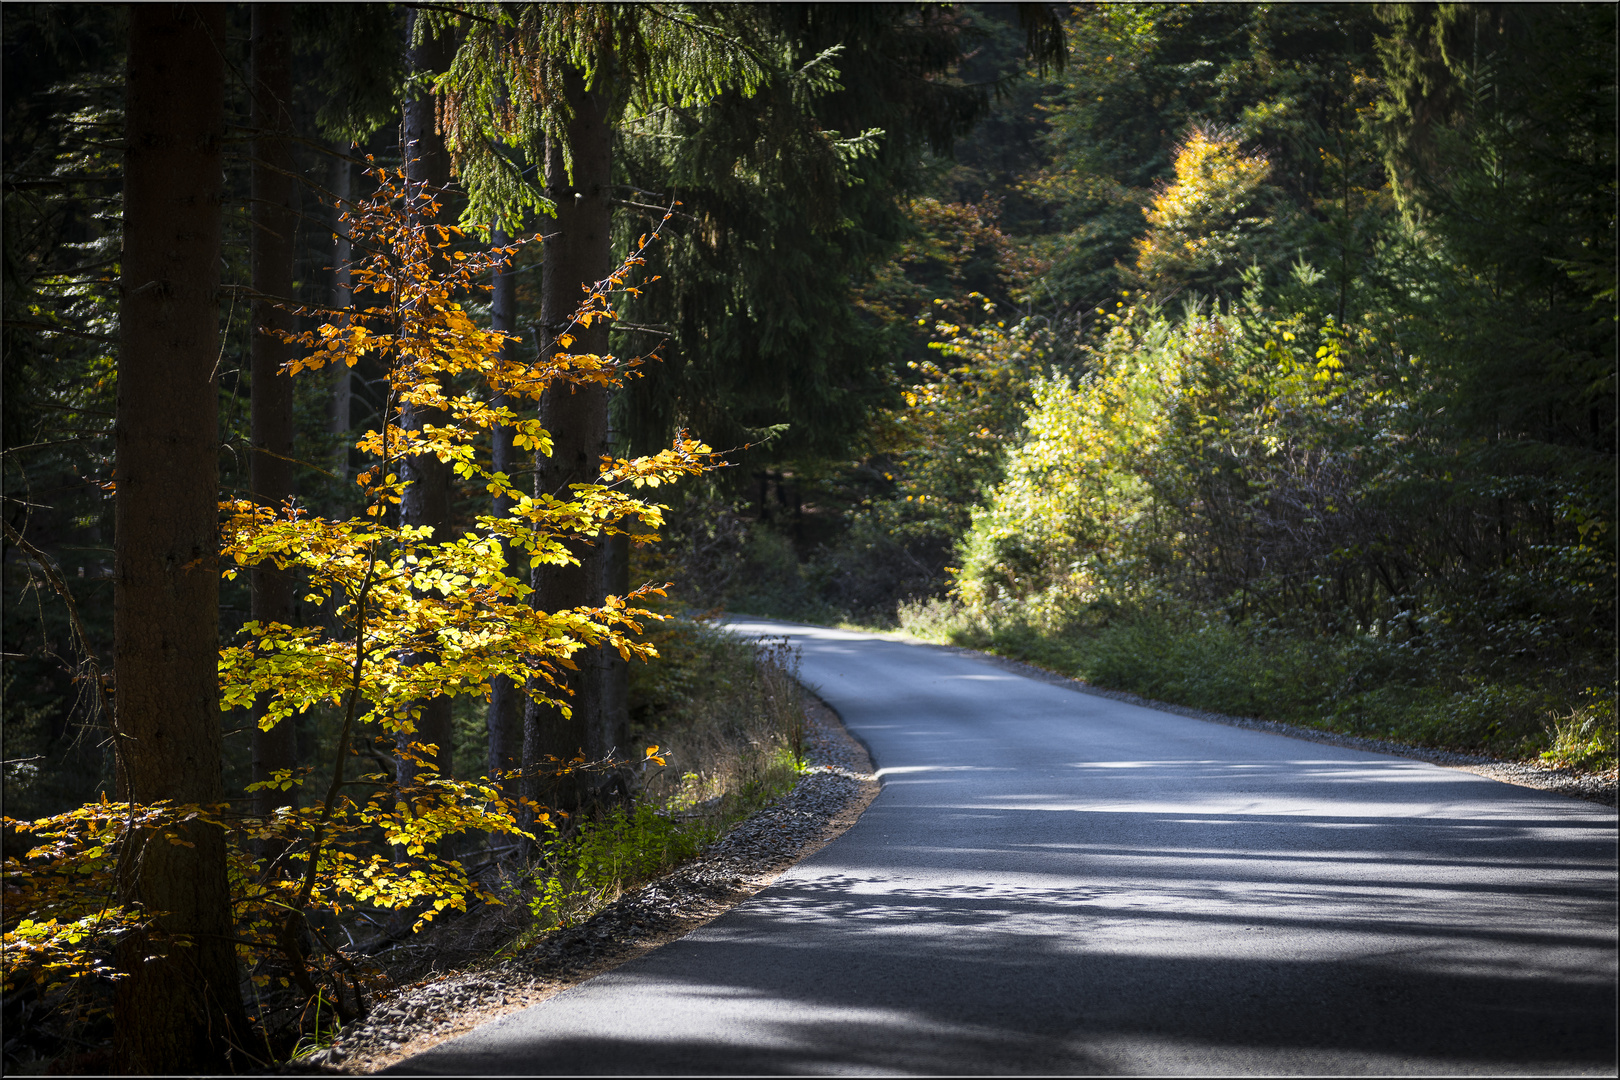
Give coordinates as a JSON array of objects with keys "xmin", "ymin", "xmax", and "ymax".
[
  {"xmin": 330, "ymin": 150, "xmax": 353, "ymax": 489},
  {"xmin": 319, "ymin": 150, "xmax": 354, "ymax": 769},
  {"xmin": 487, "ymin": 225, "xmax": 524, "ymax": 796},
  {"xmin": 249, "ymin": 0, "xmax": 299, "ymax": 824},
  {"xmin": 114, "ymin": 4, "xmax": 250, "ymax": 1070},
  {"xmin": 523, "ymin": 62, "xmax": 615, "ymax": 815},
  {"xmin": 397, "ymin": 13, "xmax": 457, "ymax": 789},
  {"xmin": 602, "ymin": 402, "xmax": 630, "ymax": 758},
  {"xmin": 602, "ymin": 529, "xmax": 631, "ymax": 757}
]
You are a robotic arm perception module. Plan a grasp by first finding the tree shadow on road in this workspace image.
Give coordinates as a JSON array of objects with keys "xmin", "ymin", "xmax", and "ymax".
[{"xmin": 392, "ymin": 782, "xmax": 1616, "ymax": 1075}]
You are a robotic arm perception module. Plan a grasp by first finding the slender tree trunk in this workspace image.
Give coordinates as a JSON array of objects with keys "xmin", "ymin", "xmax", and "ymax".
[
  {"xmin": 487, "ymin": 225, "xmax": 524, "ymax": 796},
  {"xmin": 397, "ymin": 13, "xmax": 457, "ymax": 789},
  {"xmin": 523, "ymin": 62, "xmax": 614, "ymax": 814},
  {"xmin": 602, "ymin": 409, "xmax": 630, "ymax": 758},
  {"xmin": 114, "ymin": 4, "xmax": 249, "ymax": 1070},
  {"xmin": 600, "ymin": 539, "xmax": 631, "ymax": 756},
  {"xmin": 249, "ymin": 1, "xmax": 299, "ymax": 823},
  {"xmin": 330, "ymin": 150, "xmax": 353, "ymax": 488},
  {"xmin": 318, "ymin": 151, "xmax": 354, "ymax": 769}
]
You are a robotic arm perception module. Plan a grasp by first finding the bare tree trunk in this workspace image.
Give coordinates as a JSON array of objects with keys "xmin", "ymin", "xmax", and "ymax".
[
  {"xmin": 318, "ymin": 150, "xmax": 355, "ymax": 771},
  {"xmin": 114, "ymin": 4, "xmax": 250, "ymax": 1070},
  {"xmin": 600, "ymin": 536, "xmax": 631, "ymax": 756},
  {"xmin": 602, "ymin": 407, "xmax": 630, "ymax": 758},
  {"xmin": 249, "ymin": 0, "xmax": 299, "ymax": 824},
  {"xmin": 397, "ymin": 12, "xmax": 457, "ymax": 789},
  {"xmin": 330, "ymin": 150, "xmax": 353, "ymax": 488},
  {"xmin": 523, "ymin": 62, "xmax": 614, "ymax": 815},
  {"xmin": 487, "ymin": 225, "xmax": 524, "ymax": 796}
]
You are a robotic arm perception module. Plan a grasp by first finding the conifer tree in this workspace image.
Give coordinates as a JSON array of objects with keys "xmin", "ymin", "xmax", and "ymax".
[
  {"xmin": 613, "ymin": 4, "xmax": 1028, "ymax": 460},
  {"xmin": 528, "ymin": 57, "xmax": 616, "ymax": 794},
  {"xmin": 1376, "ymin": 2, "xmax": 1616, "ymax": 458},
  {"xmin": 113, "ymin": 4, "xmax": 249, "ymax": 1069}
]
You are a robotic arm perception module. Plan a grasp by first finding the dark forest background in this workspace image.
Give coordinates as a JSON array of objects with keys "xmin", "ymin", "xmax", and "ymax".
[
  {"xmin": 6, "ymin": 3, "xmax": 1615, "ymax": 815},
  {"xmin": 1, "ymin": 4, "xmax": 1613, "ymax": 1068}
]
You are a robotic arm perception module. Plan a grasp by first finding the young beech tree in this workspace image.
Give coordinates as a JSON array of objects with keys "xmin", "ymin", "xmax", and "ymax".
[
  {"xmin": 431, "ymin": 3, "xmax": 771, "ymax": 790},
  {"xmin": 218, "ymin": 162, "xmax": 711, "ymax": 944},
  {"xmin": 4, "ymin": 163, "xmax": 708, "ymax": 1048}
]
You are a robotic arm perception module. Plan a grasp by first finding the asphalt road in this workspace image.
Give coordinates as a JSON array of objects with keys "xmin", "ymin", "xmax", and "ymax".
[{"xmin": 394, "ymin": 619, "xmax": 1618, "ymax": 1075}]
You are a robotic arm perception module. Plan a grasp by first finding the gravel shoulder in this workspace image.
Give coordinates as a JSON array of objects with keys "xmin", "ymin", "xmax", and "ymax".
[{"xmin": 284, "ymin": 693, "xmax": 878, "ymax": 1075}]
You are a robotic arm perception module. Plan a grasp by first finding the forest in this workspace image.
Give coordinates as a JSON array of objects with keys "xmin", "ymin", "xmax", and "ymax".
[{"xmin": 1, "ymin": 2, "xmax": 1614, "ymax": 1072}]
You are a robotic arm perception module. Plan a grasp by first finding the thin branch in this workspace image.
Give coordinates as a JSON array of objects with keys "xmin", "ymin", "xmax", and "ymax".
[
  {"xmin": 610, "ymin": 198, "xmax": 695, "ymax": 218},
  {"xmin": 0, "ymin": 517, "xmax": 114, "ymax": 734},
  {"xmin": 240, "ymin": 443, "xmax": 342, "ymax": 481},
  {"xmin": 3, "ymin": 320, "xmax": 116, "ymax": 342},
  {"xmin": 17, "ymin": 401, "xmax": 114, "ymax": 418}
]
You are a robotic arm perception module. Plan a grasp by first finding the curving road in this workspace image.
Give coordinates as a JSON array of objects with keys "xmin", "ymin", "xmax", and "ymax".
[{"xmin": 394, "ymin": 619, "xmax": 1617, "ymax": 1075}]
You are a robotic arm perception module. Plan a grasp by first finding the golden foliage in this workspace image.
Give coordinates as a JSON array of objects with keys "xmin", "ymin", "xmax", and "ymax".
[
  {"xmin": 3, "ymin": 162, "xmax": 718, "ymax": 1013},
  {"xmin": 1133, "ymin": 127, "xmax": 1274, "ymax": 297}
]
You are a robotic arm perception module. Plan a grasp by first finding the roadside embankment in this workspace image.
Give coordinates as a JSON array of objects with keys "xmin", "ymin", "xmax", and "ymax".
[{"xmin": 285, "ymin": 692, "xmax": 877, "ymax": 1075}]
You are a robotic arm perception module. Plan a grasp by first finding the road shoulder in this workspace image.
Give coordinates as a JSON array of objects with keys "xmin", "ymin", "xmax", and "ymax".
[
  {"xmin": 922, "ymin": 637, "xmax": 1618, "ymax": 808},
  {"xmin": 284, "ymin": 692, "xmax": 879, "ymax": 1075}
]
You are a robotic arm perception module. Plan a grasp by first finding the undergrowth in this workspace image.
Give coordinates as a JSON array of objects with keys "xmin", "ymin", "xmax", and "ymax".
[{"xmin": 497, "ymin": 619, "xmax": 806, "ymax": 952}]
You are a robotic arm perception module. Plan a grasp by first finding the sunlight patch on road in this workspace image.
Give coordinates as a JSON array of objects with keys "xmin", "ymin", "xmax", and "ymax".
[{"xmin": 875, "ymin": 765, "xmax": 1017, "ymax": 778}]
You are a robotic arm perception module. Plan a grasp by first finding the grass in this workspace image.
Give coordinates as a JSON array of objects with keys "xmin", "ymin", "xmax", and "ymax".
[
  {"xmin": 494, "ymin": 618, "xmax": 807, "ymax": 953},
  {"xmin": 1541, "ymin": 700, "xmax": 1619, "ymax": 772}
]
